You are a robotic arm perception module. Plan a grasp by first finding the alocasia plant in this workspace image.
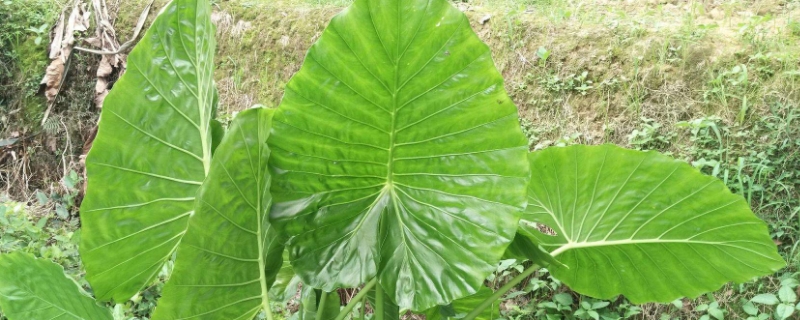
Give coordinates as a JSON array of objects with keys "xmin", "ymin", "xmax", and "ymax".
[
  {"xmin": 78, "ymin": 0, "xmax": 219, "ymax": 302},
  {"xmin": 518, "ymin": 145, "xmax": 784, "ymax": 303},
  {"xmin": 0, "ymin": 0, "xmax": 785, "ymax": 319},
  {"xmin": 0, "ymin": 252, "xmax": 112, "ymax": 320},
  {"xmin": 152, "ymin": 108, "xmax": 283, "ymax": 320},
  {"xmin": 267, "ymin": 0, "xmax": 530, "ymax": 311}
]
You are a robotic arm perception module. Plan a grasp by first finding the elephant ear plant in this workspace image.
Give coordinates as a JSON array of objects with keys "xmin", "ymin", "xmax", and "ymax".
[
  {"xmin": 267, "ymin": 0, "xmax": 530, "ymax": 312},
  {"xmin": 0, "ymin": 0, "xmax": 785, "ymax": 319}
]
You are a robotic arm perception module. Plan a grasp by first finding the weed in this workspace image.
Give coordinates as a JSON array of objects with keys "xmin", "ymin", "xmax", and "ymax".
[
  {"xmin": 747, "ymin": 277, "xmax": 800, "ymax": 320},
  {"xmin": 628, "ymin": 117, "xmax": 674, "ymax": 151},
  {"xmin": 539, "ymin": 71, "xmax": 594, "ymax": 96}
]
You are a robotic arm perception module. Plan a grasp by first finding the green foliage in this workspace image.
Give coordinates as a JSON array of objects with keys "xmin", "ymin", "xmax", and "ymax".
[
  {"xmin": 153, "ymin": 108, "xmax": 283, "ymax": 319},
  {"xmin": 540, "ymin": 71, "xmax": 594, "ymax": 96},
  {"xmin": 0, "ymin": 0, "xmax": 57, "ymax": 78},
  {"xmin": 0, "ymin": 252, "xmax": 112, "ymax": 320},
  {"xmin": 519, "ymin": 145, "xmax": 784, "ymax": 302},
  {"xmin": 627, "ymin": 117, "xmax": 674, "ymax": 151},
  {"xmin": 297, "ymin": 287, "xmax": 340, "ymax": 320},
  {"xmin": 704, "ymin": 64, "xmax": 755, "ymax": 124},
  {"xmin": 673, "ymin": 106, "xmax": 800, "ymax": 257},
  {"xmin": 268, "ymin": 0, "xmax": 529, "ymax": 311},
  {"xmin": 79, "ymin": 0, "xmax": 218, "ymax": 302},
  {"xmin": 0, "ymin": 202, "xmax": 80, "ymax": 277},
  {"xmin": 424, "ymin": 287, "xmax": 500, "ymax": 319},
  {"xmin": 497, "ymin": 267, "xmax": 646, "ymax": 320},
  {"xmin": 747, "ymin": 277, "xmax": 800, "ymax": 320},
  {"xmin": 0, "ymin": 200, "xmax": 166, "ymax": 320},
  {"xmin": 0, "ymin": 0, "xmax": 60, "ymax": 129},
  {"xmin": 0, "ymin": 0, "xmax": 787, "ymax": 319},
  {"xmin": 35, "ymin": 170, "xmax": 82, "ymax": 220}
]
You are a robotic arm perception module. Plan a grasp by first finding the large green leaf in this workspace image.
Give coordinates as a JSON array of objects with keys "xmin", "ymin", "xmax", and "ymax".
[
  {"xmin": 80, "ymin": 0, "xmax": 216, "ymax": 301},
  {"xmin": 0, "ymin": 252, "xmax": 112, "ymax": 320},
  {"xmin": 268, "ymin": 0, "xmax": 529, "ymax": 311},
  {"xmin": 152, "ymin": 108, "xmax": 283, "ymax": 320},
  {"xmin": 519, "ymin": 145, "xmax": 785, "ymax": 303}
]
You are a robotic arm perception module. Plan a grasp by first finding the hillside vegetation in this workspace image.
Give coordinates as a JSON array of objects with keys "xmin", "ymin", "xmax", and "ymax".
[{"xmin": 1, "ymin": 0, "xmax": 798, "ymax": 319}]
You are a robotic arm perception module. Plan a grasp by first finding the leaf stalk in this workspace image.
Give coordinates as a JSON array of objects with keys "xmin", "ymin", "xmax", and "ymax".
[
  {"xmin": 334, "ymin": 278, "xmax": 378, "ymax": 320},
  {"xmin": 375, "ymin": 284, "xmax": 385, "ymax": 320},
  {"xmin": 316, "ymin": 291, "xmax": 329, "ymax": 320},
  {"xmin": 463, "ymin": 263, "xmax": 540, "ymax": 320}
]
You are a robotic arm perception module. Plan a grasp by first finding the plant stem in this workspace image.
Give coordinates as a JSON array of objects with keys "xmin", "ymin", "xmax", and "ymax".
[
  {"xmin": 265, "ymin": 300, "xmax": 274, "ymax": 320},
  {"xmin": 357, "ymin": 298, "xmax": 363, "ymax": 319},
  {"xmin": 375, "ymin": 284, "xmax": 384, "ymax": 320},
  {"xmin": 334, "ymin": 278, "xmax": 378, "ymax": 320},
  {"xmin": 316, "ymin": 290, "xmax": 330, "ymax": 320},
  {"xmin": 463, "ymin": 263, "xmax": 540, "ymax": 320}
]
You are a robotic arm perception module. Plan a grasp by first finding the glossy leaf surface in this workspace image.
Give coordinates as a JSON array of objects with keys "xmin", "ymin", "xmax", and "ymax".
[
  {"xmin": 0, "ymin": 252, "xmax": 112, "ymax": 320},
  {"xmin": 268, "ymin": 0, "xmax": 529, "ymax": 311},
  {"xmin": 80, "ymin": 0, "xmax": 216, "ymax": 301},
  {"xmin": 423, "ymin": 287, "xmax": 499, "ymax": 320},
  {"xmin": 520, "ymin": 145, "xmax": 785, "ymax": 303},
  {"xmin": 152, "ymin": 108, "xmax": 282, "ymax": 320}
]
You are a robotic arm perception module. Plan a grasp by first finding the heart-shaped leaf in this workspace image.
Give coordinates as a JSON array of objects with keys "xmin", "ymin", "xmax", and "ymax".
[
  {"xmin": 152, "ymin": 108, "xmax": 282, "ymax": 319},
  {"xmin": 776, "ymin": 304, "xmax": 795, "ymax": 320},
  {"xmin": 0, "ymin": 252, "xmax": 112, "ymax": 320},
  {"xmin": 751, "ymin": 294, "xmax": 780, "ymax": 305},
  {"xmin": 80, "ymin": 0, "xmax": 217, "ymax": 301},
  {"xmin": 519, "ymin": 145, "xmax": 785, "ymax": 303},
  {"xmin": 267, "ymin": 0, "xmax": 529, "ymax": 311}
]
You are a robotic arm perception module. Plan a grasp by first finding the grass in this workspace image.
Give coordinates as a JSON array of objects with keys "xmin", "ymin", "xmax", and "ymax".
[{"xmin": 1, "ymin": 0, "xmax": 798, "ymax": 319}]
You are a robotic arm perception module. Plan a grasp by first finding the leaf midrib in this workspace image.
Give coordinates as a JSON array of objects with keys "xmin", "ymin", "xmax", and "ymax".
[
  {"xmin": 381, "ymin": 0, "xmax": 401, "ymax": 189},
  {"xmin": 255, "ymin": 118, "xmax": 273, "ymax": 319},
  {"xmin": 549, "ymin": 238, "xmax": 779, "ymax": 262}
]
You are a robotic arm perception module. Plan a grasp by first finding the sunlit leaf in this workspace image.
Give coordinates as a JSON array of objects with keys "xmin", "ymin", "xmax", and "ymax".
[
  {"xmin": 776, "ymin": 304, "xmax": 794, "ymax": 320},
  {"xmin": 519, "ymin": 145, "xmax": 785, "ymax": 303},
  {"xmin": 751, "ymin": 294, "xmax": 780, "ymax": 305},
  {"xmin": 152, "ymin": 108, "xmax": 282, "ymax": 319},
  {"xmin": 0, "ymin": 252, "xmax": 112, "ymax": 320},
  {"xmin": 80, "ymin": 0, "xmax": 217, "ymax": 301},
  {"xmin": 267, "ymin": 0, "xmax": 529, "ymax": 311}
]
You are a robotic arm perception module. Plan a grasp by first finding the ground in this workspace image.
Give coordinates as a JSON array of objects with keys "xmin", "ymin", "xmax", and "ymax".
[{"xmin": 0, "ymin": 0, "xmax": 798, "ymax": 319}]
